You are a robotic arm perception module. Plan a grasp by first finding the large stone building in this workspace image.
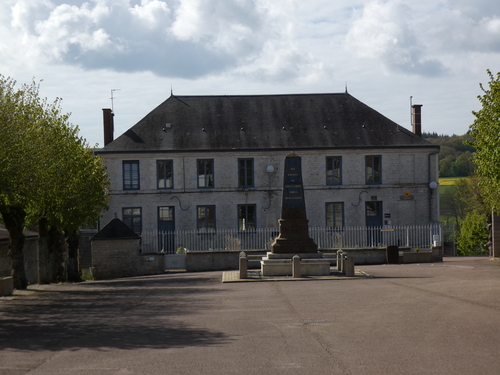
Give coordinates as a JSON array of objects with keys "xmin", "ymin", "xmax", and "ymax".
[{"xmin": 96, "ymin": 92, "xmax": 439, "ymax": 248}]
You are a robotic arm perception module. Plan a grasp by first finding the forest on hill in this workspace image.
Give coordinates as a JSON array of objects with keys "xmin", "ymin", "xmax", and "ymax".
[{"xmin": 423, "ymin": 132, "xmax": 475, "ymax": 177}]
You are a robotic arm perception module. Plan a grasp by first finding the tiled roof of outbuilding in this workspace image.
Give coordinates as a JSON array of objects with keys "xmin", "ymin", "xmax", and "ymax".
[
  {"xmin": 99, "ymin": 93, "xmax": 435, "ymax": 153},
  {"xmin": 92, "ymin": 218, "xmax": 140, "ymax": 240}
]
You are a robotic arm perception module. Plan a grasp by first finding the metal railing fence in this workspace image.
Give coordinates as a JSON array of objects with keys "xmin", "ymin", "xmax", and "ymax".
[{"xmin": 140, "ymin": 224, "xmax": 442, "ymax": 254}]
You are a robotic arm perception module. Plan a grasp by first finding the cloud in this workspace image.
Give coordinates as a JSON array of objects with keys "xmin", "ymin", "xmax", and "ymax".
[
  {"xmin": 345, "ymin": 0, "xmax": 500, "ymax": 77},
  {"xmin": 346, "ymin": 0, "xmax": 446, "ymax": 77},
  {"xmin": 6, "ymin": 0, "xmax": 291, "ymax": 79}
]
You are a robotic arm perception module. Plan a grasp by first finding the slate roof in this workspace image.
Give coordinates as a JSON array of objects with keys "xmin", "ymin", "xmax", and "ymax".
[
  {"xmin": 98, "ymin": 93, "xmax": 436, "ymax": 153},
  {"xmin": 92, "ymin": 218, "xmax": 140, "ymax": 240}
]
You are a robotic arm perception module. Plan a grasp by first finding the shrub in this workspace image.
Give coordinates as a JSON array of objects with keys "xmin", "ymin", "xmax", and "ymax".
[{"xmin": 456, "ymin": 211, "xmax": 489, "ymax": 255}]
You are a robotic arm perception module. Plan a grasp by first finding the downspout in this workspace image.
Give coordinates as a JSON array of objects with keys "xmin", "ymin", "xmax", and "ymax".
[{"xmin": 428, "ymin": 149, "xmax": 440, "ymax": 223}]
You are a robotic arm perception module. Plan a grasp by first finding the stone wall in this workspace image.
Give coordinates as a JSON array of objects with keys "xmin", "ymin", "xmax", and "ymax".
[
  {"xmin": 185, "ymin": 247, "xmax": 443, "ymax": 272},
  {"xmin": 80, "ymin": 230, "xmax": 98, "ymax": 269},
  {"xmin": 91, "ymin": 238, "xmax": 141, "ymax": 280},
  {"xmin": 91, "ymin": 239, "xmax": 167, "ymax": 280},
  {"xmin": 0, "ymin": 237, "xmax": 38, "ymax": 284},
  {"xmin": 138, "ymin": 253, "xmax": 165, "ymax": 276}
]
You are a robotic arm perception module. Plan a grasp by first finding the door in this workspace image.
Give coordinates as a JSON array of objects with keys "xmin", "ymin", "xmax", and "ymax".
[
  {"xmin": 366, "ymin": 201, "xmax": 383, "ymax": 246},
  {"xmin": 158, "ymin": 206, "xmax": 175, "ymax": 254}
]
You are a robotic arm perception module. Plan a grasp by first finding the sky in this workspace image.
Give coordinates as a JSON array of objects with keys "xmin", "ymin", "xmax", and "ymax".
[{"xmin": 1, "ymin": 0, "xmax": 499, "ymax": 147}]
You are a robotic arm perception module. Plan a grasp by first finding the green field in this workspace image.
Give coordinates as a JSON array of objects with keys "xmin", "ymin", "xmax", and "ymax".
[{"xmin": 439, "ymin": 177, "xmax": 467, "ymax": 195}]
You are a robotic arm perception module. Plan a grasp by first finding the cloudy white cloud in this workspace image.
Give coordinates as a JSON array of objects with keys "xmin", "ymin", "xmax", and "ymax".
[
  {"xmin": 346, "ymin": 0, "xmax": 500, "ymax": 76},
  {"xmin": 1, "ymin": 0, "xmax": 500, "ymax": 146}
]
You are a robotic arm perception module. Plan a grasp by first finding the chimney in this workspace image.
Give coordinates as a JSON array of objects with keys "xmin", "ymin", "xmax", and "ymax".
[
  {"xmin": 103, "ymin": 108, "xmax": 114, "ymax": 146},
  {"xmin": 411, "ymin": 104, "xmax": 422, "ymax": 137}
]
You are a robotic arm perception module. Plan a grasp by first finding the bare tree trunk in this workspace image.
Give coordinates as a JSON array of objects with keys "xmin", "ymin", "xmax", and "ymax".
[
  {"xmin": 66, "ymin": 230, "xmax": 81, "ymax": 282},
  {"xmin": 0, "ymin": 204, "xmax": 28, "ymax": 290},
  {"xmin": 38, "ymin": 217, "xmax": 51, "ymax": 284}
]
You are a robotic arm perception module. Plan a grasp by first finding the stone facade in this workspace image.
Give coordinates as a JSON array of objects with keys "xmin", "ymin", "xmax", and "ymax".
[{"xmin": 99, "ymin": 148, "xmax": 439, "ymax": 232}]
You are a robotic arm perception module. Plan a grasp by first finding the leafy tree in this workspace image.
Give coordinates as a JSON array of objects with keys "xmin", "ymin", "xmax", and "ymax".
[
  {"xmin": 440, "ymin": 176, "xmax": 485, "ymax": 229},
  {"xmin": 0, "ymin": 76, "xmax": 45, "ymax": 289},
  {"xmin": 456, "ymin": 211, "xmax": 489, "ymax": 255},
  {"xmin": 425, "ymin": 133, "xmax": 475, "ymax": 177},
  {"xmin": 439, "ymin": 155, "xmax": 454, "ymax": 177},
  {"xmin": 0, "ymin": 75, "xmax": 109, "ymax": 288},
  {"xmin": 451, "ymin": 152, "xmax": 474, "ymax": 177},
  {"xmin": 469, "ymin": 70, "xmax": 500, "ymax": 212}
]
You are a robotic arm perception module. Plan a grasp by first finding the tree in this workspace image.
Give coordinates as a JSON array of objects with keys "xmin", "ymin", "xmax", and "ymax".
[
  {"xmin": 0, "ymin": 76, "xmax": 46, "ymax": 289},
  {"xmin": 456, "ymin": 211, "xmax": 489, "ymax": 255},
  {"xmin": 0, "ymin": 75, "xmax": 109, "ymax": 288},
  {"xmin": 469, "ymin": 70, "xmax": 500, "ymax": 212}
]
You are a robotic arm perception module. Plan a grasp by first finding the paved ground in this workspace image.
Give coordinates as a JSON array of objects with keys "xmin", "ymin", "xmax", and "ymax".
[{"xmin": 1, "ymin": 256, "xmax": 500, "ymax": 375}]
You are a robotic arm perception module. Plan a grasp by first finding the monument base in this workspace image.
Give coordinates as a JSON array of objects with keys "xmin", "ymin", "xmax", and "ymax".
[
  {"xmin": 260, "ymin": 252, "xmax": 331, "ymax": 276},
  {"xmin": 271, "ymin": 237, "xmax": 319, "ymax": 254}
]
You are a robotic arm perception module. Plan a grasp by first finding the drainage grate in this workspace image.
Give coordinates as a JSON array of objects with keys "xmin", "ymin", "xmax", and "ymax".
[{"xmin": 300, "ymin": 319, "xmax": 328, "ymax": 324}]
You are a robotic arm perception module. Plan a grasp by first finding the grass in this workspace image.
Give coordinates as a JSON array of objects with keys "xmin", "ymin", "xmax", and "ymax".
[
  {"xmin": 439, "ymin": 177, "xmax": 468, "ymax": 195},
  {"xmin": 81, "ymin": 268, "xmax": 93, "ymax": 281}
]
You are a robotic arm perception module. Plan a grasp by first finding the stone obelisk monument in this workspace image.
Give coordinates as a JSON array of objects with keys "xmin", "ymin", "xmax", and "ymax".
[
  {"xmin": 261, "ymin": 153, "xmax": 329, "ymax": 276},
  {"xmin": 271, "ymin": 152, "xmax": 318, "ymax": 254}
]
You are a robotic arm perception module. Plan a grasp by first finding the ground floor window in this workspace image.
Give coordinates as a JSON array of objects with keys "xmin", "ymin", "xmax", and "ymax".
[
  {"xmin": 238, "ymin": 204, "xmax": 256, "ymax": 231},
  {"xmin": 197, "ymin": 205, "xmax": 216, "ymax": 232},
  {"xmin": 123, "ymin": 207, "xmax": 142, "ymax": 234},
  {"xmin": 326, "ymin": 202, "xmax": 344, "ymax": 228}
]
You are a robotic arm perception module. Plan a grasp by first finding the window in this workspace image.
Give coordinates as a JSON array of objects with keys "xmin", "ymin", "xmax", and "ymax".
[
  {"xmin": 197, "ymin": 205, "xmax": 215, "ymax": 232},
  {"xmin": 238, "ymin": 158, "xmax": 254, "ymax": 187},
  {"xmin": 365, "ymin": 155, "xmax": 381, "ymax": 184},
  {"xmin": 238, "ymin": 204, "xmax": 256, "ymax": 231},
  {"xmin": 122, "ymin": 207, "xmax": 142, "ymax": 234},
  {"xmin": 326, "ymin": 156, "xmax": 342, "ymax": 185},
  {"xmin": 326, "ymin": 202, "xmax": 344, "ymax": 229},
  {"xmin": 157, "ymin": 160, "xmax": 173, "ymax": 189},
  {"xmin": 123, "ymin": 161, "xmax": 140, "ymax": 190},
  {"xmin": 197, "ymin": 159, "xmax": 214, "ymax": 188}
]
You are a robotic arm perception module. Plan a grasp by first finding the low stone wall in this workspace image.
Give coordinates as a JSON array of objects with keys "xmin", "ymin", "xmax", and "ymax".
[
  {"xmin": 186, "ymin": 250, "xmax": 267, "ymax": 272},
  {"xmin": 323, "ymin": 248, "xmax": 391, "ymax": 265},
  {"xmin": 0, "ymin": 236, "xmax": 38, "ymax": 284},
  {"xmin": 138, "ymin": 253, "xmax": 165, "ymax": 276},
  {"xmin": 402, "ymin": 247, "xmax": 443, "ymax": 263},
  {"xmin": 185, "ymin": 247, "xmax": 443, "ymax": 272}
]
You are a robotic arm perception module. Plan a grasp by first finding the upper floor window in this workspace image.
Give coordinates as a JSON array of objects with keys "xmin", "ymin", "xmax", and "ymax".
[
  {"xmin": 122, "ymin": 207, "xmax": 142, "ymax": 234},
  {"xmin": 326, "ymin": 156, "xmax": 342, "ymax": 185},
  {"xmin": 326, "ymin": 202, "xmax": 344, "ymax": 229},
  {"xmin": 238, "ymin": 158, "xmax": 254, "ymax": 187},
  {"xmin": 197, "ymin": 205, "xmax": 216, "ymax": 232},
  {"xmin": 238, "ymin": 204, "xmax": 256, "ymax": 231},
  {"xmin": 197, "ymin": 159, "xmax": 214, "ymax": 188},
  {"xmin": 123, "ymin": 161, "xmax": 139, "ymax": 190},
  {"xmin": 157, "ymin": 160, "xmax": 173, "ymax": 189},
  {"xmin": 365, "ymin": 155, "xmax": 381, "ymax": 184}
]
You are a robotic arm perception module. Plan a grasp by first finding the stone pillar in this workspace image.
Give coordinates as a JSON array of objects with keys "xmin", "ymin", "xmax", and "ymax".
[
  {"xmin": 292, "ymin": 255, "xmax": 301, "ymax": 278},
  {"xmin": 337, "ymin": 250, "xmax": 343, "ymax": 271},
  {"xmin": 491, "ymin": 213, "xmax": 500, "ymax": 258},
  {"xmin": 345, "ymin": 256, "xmax": 354, "ymax": 277},
  {"xmin": 239, "ymin": 252, "xmax": 247, "ymax": 279},
  {"xmin": 0, "ymin": 277, "xmax": 14, "ymax": 296}
]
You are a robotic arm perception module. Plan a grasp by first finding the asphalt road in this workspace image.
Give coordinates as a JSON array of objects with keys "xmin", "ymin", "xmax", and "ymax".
[{"xmin": 1, "ymin": 256, "xmax": 500, "ymax": 375}]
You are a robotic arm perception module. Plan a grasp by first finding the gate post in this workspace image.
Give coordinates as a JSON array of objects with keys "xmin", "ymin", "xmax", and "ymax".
[{"xmin": 239, "ymin": 252, "xmax": 247, "ymax": 279}]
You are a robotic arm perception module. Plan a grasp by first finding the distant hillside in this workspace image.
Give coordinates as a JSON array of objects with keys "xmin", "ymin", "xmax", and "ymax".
[{"xmin": 423, "ymin": 132, "xmax": 475, "ymax": 177}]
